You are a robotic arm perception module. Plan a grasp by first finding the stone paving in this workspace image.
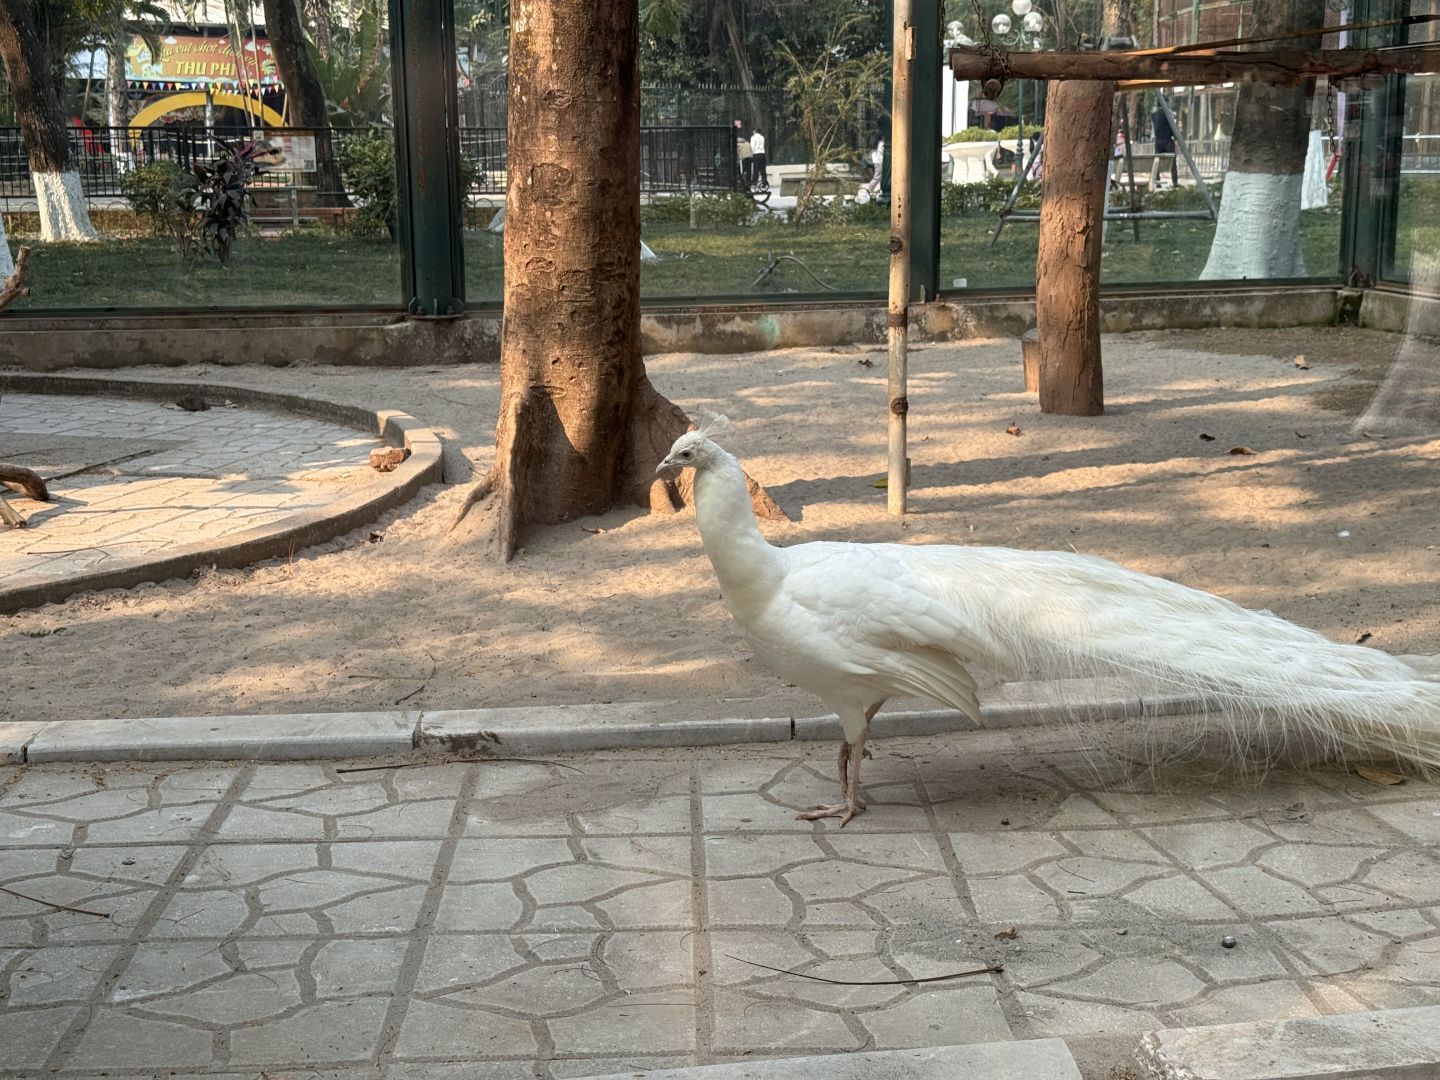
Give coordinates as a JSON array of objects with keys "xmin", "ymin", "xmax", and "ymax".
[
  {"xmin": 2, "ymin": 725, "xmax": 1439, "ymax": 1078},
  {"xmin": 0, "ymin": 393, "xmax": 389, "ymax": 599}
]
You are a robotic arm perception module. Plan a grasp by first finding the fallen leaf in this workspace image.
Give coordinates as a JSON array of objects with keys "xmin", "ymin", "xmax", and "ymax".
[
  {"xmin": 872, "ymin": 478, "xmax": 888, "ymax": 489},
  {"xmin": 367, "ymin": 532, "xmax": 383, "ymax": 543},
  {"xmin": 1005, "ymin": 423, "xmax": 1022, "ymax": 437},
  {"xmin": 1198, "ymin": 433, "xmax": 1216, "ymax": 441},
  {"xmin": 1295, "ymin": 431, "xmax": 1309, "ymax": 439},
  {"xmin": 1355, "ymin": 631, "xmax": 1373, "ymax": 644},
  {"xmin": 580, "ymin": 526, "xmax": 603, "ymax": 534},
  {"xmin": 994, "ymin": 927, "xmax": 1019, "ymax": 940},
  {"xmin": 1360, "ymin": 431, "xmax": 1390, "ymax": 439},
  {"xmin": 1356, "ymin": 766, "xmax": 1405, "ymax": 786},
  {"xmin": 1293, "ymin": 355, "xmax": 1309, "ymax": 369},
  {"xmin": 1229, "ymin": 446, "xmax": 1256, "ymax": 455},
  {"xmin": 857, "ymin": 357, "xmax": 875, "ymax": 368}
]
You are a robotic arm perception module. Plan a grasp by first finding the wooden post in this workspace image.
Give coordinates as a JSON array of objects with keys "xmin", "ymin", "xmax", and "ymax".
[
  {"xmin": 887, "ymin": 0, "xmax": 914, "ymax": 515},
  {"xmin": 1035, "ymin": 80, "xmax": 1114, "ymax": 416}
]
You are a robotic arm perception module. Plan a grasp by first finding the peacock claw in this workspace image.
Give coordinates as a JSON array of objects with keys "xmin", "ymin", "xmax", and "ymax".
[{"xmin": 796, "ymin": 803, "xmax": 865, "ymax": 827}]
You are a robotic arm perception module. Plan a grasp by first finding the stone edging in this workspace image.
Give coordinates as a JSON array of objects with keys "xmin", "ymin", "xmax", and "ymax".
[
  {"xmin": 6, "ymin": 654, "xmax": 1435, "ymax": 765},
  {"xmin": 1, "ymin": 675, "xmax": 1211, "ymax": 764},
  {"xmin": 0, "ymin": 373, "xmax": 444, "ymax": 613}
]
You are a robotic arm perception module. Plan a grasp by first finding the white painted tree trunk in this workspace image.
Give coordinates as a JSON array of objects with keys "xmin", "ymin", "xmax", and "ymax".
[
  {"xmin": 0, "ymin": 214, "xmax": 13, "ymax": 279},
  {"xmin": 1200, "ymin": 172, "xmax": 1305, "ymax": 280},
  {"xmin": 33, "ymin": 171, "xmax": 99, "ymax": 242}
]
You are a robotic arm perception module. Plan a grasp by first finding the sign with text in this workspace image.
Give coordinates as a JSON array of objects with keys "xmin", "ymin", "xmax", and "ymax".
[{"xmin": 126, "ymin": 34, "xmax": 278, "ymax": 85}]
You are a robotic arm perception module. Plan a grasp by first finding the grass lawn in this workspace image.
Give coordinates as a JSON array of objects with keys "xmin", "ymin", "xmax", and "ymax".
[{"xmin": 6, "ymin": 202, "xmax": 1346, "ymax": 313}]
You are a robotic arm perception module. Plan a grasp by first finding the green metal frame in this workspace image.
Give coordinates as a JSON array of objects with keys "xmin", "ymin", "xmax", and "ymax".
[
  {"xmin": 370, "ymin": 0, "xmax": 1410, "ymax": 311},
  {"xmin": 391, "ymin": 0, "xmax": 466, "ymax": 316},
  {"xmin": 1338, "ymin": 0, "xmax": 1407, "ymax": 287},
  {"xmin": 909, "ymin": 0, "xmax": 942, "ymax": 302}
]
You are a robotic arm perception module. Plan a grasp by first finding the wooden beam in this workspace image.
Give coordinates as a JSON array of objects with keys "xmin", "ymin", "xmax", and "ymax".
[{"xmin": 950, "ymin": 43, "xmax": 1440, "ymax": 88}]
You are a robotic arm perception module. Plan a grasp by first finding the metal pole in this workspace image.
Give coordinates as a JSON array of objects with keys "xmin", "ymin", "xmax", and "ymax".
[
  {"xmin": 887, "ymin": 0, "xmax": 914, "ymax": 516},
  {"xmin": 391, "ymin": 0, "xmax": 466, "ymax": 316}
]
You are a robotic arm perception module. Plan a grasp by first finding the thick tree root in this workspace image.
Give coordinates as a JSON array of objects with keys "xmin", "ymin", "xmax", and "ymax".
[
  {"xmin": 0, "ymin": 463, "xmax": 48, "ymax": 501},
  {"xmin": 449, "ymin": 381, "xmax": 788, "ymax": 561}
]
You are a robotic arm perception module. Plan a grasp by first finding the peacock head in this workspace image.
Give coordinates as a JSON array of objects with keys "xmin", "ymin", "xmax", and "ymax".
[{"xmin": 656, "ymin": 412, "xmax": 732, "ymax": 474}]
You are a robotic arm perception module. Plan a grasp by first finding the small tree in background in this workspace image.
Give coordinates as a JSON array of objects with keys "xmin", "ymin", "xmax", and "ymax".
[{"xmin": 780, "ymin": 17, "xmax": 887, "ymax": 223}]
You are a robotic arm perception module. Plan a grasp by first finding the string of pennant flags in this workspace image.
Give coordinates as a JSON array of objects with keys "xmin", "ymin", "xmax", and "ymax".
[{"xmin": 124, "ymin": 79, "xmax": 284, "ymax": 91}]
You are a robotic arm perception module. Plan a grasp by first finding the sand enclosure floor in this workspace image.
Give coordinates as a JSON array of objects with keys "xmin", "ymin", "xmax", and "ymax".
[{"xmin": 6, "ymin": 326, "xmax": 1439, "ymax": 725}]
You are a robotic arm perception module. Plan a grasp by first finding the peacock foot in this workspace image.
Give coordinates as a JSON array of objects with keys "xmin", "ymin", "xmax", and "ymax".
[{"xmin": 796, "ymin": 802, "xmax": 866, "ymax": 827}]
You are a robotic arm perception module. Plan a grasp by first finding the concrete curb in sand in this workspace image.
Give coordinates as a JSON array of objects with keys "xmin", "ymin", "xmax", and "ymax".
[{"xmin": 9, "ymin": 675, "xmax": 1205, "ymax": 764}]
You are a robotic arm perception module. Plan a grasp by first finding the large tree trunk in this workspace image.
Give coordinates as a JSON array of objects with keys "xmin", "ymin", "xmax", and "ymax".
[
  {"xmin": 260, "ymin": 0, "xmax": 348, "ymax": 209},
  {"xmin": 1200, "ymin": 0, "xmax": 1325, "ymax": 279},
  {"xmin": 0, "ymin": 0, "xmax": 99, "ymax": 241},
  {"xmin": 106, "ymin": 23, "xmax": 130, "ymax": 163},
  {"xmin": 1035, "ymin": 80, "xmax": 1114, "ymax": 416},
  {"xmin": 453, "ymin": 0, "xmax": 782, "ymax": 559}
]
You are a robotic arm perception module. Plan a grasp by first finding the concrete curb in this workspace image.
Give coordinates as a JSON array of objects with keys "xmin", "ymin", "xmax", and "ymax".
[
  {"xmin": 10, "ymin": 655, "xmax": 1437, "ymax": 765},
  {"xmin": 7, "ymin": 675, "xmax": 1210, "ymax": 764},
  {"xmin": 0, "ymin": 373, "xmax": 445, "ymax": 613},
  {"xmin": 583, "ymin": 1040, "xmax": 1083, "ymax": 1079},
  {"xmin": 1136, "ymin": 1004, "xmax": 1440, "ymax": 1079}
]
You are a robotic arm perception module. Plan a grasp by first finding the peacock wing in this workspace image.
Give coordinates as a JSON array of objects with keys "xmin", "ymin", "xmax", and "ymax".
[{"xmin": 779, "ymin": 544, "xmax": 990, "ymax": 721}]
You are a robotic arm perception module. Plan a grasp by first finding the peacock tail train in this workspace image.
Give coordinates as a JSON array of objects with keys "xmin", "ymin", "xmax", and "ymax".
[{"xmin": 900, "ymin": 545, "xmax": 1440, "ymax": 773}]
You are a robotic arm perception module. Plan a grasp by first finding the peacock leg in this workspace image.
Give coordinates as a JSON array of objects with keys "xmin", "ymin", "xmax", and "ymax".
[
  {"xmin": 797, "ymin": 741, "xmax": 852, "ymax": 823},
  {"xmin": 797, "ymin": 734, "xmax": 871, "ymax": 827}
]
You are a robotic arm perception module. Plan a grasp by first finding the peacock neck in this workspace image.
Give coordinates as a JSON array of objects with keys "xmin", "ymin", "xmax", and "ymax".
[{"xmin": 692, "ymin": 453, "xmax": 784, "ymax": 605}]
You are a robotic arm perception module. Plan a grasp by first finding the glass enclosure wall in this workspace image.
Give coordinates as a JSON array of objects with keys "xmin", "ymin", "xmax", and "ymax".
[
  {"xmin": 0, "ymin": 8, "xmax": 401, "ymax": 312},
  {"xmin": 0, "ymin": 0, "xmax": 1429, "ymax": 313},
  {"xmin": 938, "ymin": 0, "xmax": 1353, "ymax": 290},
  {"xmin": 1388, "ymin": 0, "xmax": 1440, "ymax": 285}
]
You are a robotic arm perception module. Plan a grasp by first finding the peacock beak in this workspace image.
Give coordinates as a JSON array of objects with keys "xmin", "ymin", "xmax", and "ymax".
[{"xmin": 655, "ymin": 457, "xmax": 675, "ymax": 474}]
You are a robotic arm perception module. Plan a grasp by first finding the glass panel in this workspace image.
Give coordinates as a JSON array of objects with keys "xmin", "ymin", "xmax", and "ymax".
[
  {"xmin": 3, "ymin": 7, "xmax": 402, "ymax": 311},
  {"xmin": 1389, "ymin": 3, "xmax": 1440, "ymax": 285},
  {"xmin": 941, "ymin": 0, "xmax": 1349, "ymax": 291},
  {"xmin": 638, "ymin": 84, "xmax": 891, "ymax": 300}
]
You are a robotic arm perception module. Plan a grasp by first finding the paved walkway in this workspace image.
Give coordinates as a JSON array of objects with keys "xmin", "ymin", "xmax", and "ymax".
[
  {"xmin": 3, "ymin": 726, "xmax": 1438, "ymax": 1078},
  {"xmin": 0, "ymin": 388, "xmax": 438, "ymax": 610}
]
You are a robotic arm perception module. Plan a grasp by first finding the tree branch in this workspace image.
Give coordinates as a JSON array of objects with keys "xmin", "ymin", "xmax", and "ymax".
[{"xmin": 0, "ymin": 246, "xmax": 31, "ymax": 312}]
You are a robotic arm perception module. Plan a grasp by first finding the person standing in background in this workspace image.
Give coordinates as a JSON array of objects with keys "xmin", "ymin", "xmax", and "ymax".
[
  {"xmin": 735, "ymin": 120, "xmax": 754, "ymax": 185},
  {"xmin": 749, "ymin": 127, "xmax": 768, "ymax": 190},
  {"xmin": 1152, "ymin": 107, "xmax": 1179, "ymax": 187}
]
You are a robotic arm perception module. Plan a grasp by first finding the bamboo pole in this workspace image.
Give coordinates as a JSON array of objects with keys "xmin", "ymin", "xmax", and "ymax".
[{"xmin": 887, "ymin": 0, "xmax": 914, "ymax": 516}]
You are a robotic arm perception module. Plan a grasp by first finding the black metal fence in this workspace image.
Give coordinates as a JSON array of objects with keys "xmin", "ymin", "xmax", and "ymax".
[{"xmin": 0, "ymin": 123, "xmax": 739, "ymax": 204}]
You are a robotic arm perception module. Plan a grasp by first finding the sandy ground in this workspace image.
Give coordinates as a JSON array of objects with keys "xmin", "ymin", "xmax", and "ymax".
[{"xmin": 6, "ymin": 325, "xmax": 1440, "ymax": 725}]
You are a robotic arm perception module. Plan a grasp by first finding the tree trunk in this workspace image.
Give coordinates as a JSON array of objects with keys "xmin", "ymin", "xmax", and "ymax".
[
  {"xmin": 0, "ymin": 213, "xmax": 13, "ymax": 280},
  {"xmin": 454, "ymin": 0, "xmax": 782, "ymax": 559},
  {"xmin": 0, "ymin": 0, "xmax": 99, "ymax": 241},
  {"xmin": 260, "ymin": 0, "xmax": 348, "ymax": 208},
  {"xmin": 106, "ymin": 23, "xmax": 130, "ymax": 163},
  {"xmin": 1035, "ymin": 79, "xmax": 1114, "ymax": 417},
  {"xmin": 1200, "ymin": 0, "xmax": 1325, "ymax": 279}
]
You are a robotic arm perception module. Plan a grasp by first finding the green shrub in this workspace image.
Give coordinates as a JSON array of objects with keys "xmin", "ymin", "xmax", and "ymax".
[
  {"xmin": 642, "ymin": 191, "xmax": 756, "ymax": 228},
  {"xmin": 945, "ymin": 126, "xmax": 1001, "ymax": 143},
  {"xmin": 940, "ymin": 176, "xmax": 1038, "ymax": 217},
  {"xmin": 335, "ymin": 134, "xmax": 477, "ymax": 238},
  {"xmin": 119, "ymin": 161, "xmax": 198, "ymax": 242},
  {"xmin": 337, "ymin": 132, "xmax": 398, "ymax": 238},
  {"xmin": 796, "ymin": 195, "xmax": 890, "ymax": 227},
  {"xmin": 995, "ymin": 123, "xmax": 1044, "ymax": 142}
]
